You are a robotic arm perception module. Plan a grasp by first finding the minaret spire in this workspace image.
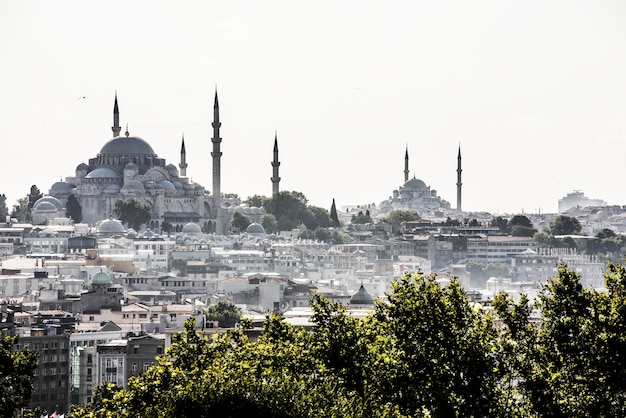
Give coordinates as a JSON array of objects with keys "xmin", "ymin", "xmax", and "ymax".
[
  {"xmin": 456, "ymin": 144, "xmax": 462, "ymax": 212},
  {"xmin": 211, "ymin": 88, "xmax": 222, "ymax": 213},
  {"xmin": 179, "ymin": 134, "xmax": 188, "ymax": 177},
  {"xmin": 112, "ymin": 92, "xmax": 121, "ymax": 137},
  {"xmin": 404, "ymin": 145, "xmax": 409, "ymax": 183},
  {"xmin": 271, "ymin": 130, "xmax": 281, "ymax": 196}
]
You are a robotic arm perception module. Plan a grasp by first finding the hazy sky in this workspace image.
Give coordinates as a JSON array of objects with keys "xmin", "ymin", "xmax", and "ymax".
[{"xmin": 1, "ymin": 1, "xmax": 625, "ymax": 215}]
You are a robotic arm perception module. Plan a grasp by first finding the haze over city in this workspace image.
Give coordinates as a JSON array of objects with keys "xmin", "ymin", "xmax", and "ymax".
[{"xmin": 1, "ymin": 1, "xmax": 625, "ymax": 215}]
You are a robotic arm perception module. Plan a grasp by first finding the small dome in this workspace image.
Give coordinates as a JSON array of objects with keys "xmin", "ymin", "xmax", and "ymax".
[
  {"xmin": 33, "ymin": 196, "xmax": 64, "ymax": 211},
  {"xmin": 50, "ymin": 181, "xmax": 74, "ymax": 193},
  {"xmin": 121, "ymin": 179, "xmax": 145, "ymax": 193},
  {"xmin": 76, "ymin": 162, "xmax": 89, "ymax": 172},
  {"xmin": 166, "ymin": 164, "xmax": 178, "ymax": 176},
  {"xmin": 350, "ymin": 284, "xmax": 375, "ymax": 306},
  {"xmin": 173, "ymin": 181, "xmax": 183, "ymax": 190},
  {"xmin": 98, "ymin": 218, "xmax": 126, "ymax": 235},
  {"xmin": 127, "ymin": 229, "xmax": 138, "ymax": 239},
  {"xmin": 246, "ymin": 222, "xmax": 265, "ymax": 235},
  {"xmin": 160, "ymin": 180, "xmax": 176, "ymax": 191},
  {"xmin": 182, "ymin": 223, "xmax": 202, "ymax": 235},
  {"xmin": 92, "ymin": 271, "xmax": 112, "ymax": 286},
  {"xmin": 403, "ymin": 178, "xmax": 428, "ymax": 191},
  {"xmin": 33, "ymin": 202, "xmax": 57, "ymax": 212},
  {"xmin": 86, "ymin": 167, "xmax": 120, "ymax": 179},
  {"xmin": 144, "ymin": 180, "xmax": 156, "ymax": 189}
]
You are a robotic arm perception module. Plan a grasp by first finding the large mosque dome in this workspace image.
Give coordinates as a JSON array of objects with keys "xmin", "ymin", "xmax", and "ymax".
[{"xmin": 99, "ymin": 135, "xmax": 156, "ymax": 156}]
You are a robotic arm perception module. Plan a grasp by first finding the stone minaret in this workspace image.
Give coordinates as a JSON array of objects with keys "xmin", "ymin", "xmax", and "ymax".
[
  {"xmin": 179, "ymin": 134, "xmax": 188, "ymax": 177},
  {"xmin": 404, "ymin": 145, "xmax": 409, "ymax": 183},
  {"xmin": 456, "ymin": 145, "xmax": 462, "ymax": 211},
  {"xmin": 112, "ymin": 92, "xmax": 121, "ymax": 137},
  {"xmin": 211, "ymin": 90, "xmax": 222, "ymax": 212},
  {"xmin": 271, "ymin": 131, "xmax": 281, "ymax": 196}
]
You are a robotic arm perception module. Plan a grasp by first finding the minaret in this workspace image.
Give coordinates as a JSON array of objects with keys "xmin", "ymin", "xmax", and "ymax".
[
  {"xmin": 179, "ymin": 134, "xmax": 188, "ymax": 177},
  {"xmin": 112, "ymin": 92, "xmax": 121, "ymax": 137},
  {"xmin": 271, "ymin": 131, "xmax": 281, "ymax": 196},
  {"xmin": 456, "ymin": 144, "xmax": 462, "ymax": 211},
  {"xmin": 211, "ymin": 89, "xmax": 222, "ymax": 212},
  {"xmin": 404, "ymin": 145, "xmax": 409, "ymax": 183}
]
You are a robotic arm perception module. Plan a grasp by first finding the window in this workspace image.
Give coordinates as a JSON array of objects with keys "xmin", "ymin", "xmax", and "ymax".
[{"xmin": 143, "ymin": 362, "xmax": 150, "ymax": 372}]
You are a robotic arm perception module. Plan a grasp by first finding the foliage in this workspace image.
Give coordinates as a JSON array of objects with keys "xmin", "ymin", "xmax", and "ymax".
[
  {"xmin": 548, "ymin": 215, "xmax": 582, "ymax": 235},
  {"xmin": 169, "ymin": 258, "xmax": 187, "ymax": 276},
  {"xmin": 10, "ymin": 197, "xmax": 30, "ymax": 223},
  {"xmin": 0, "ymin": 332, "xmax": 39, "ymax": 417},
  {"xmin": 509, "ymin": 225, "xmax": 536, "ymax": 237},
  {"xmin": 66, "ymin": 194, "xmax": 83, "ymax": 223},
  {"xmin": 230, "ymin": 211, "xmax": 251, "ymax": 233},
  {"xmin": 330, "ymin": 198, "xmax": 340, "ymax": 227},
  {"xmin": 260, "ymin": 213, "xmax": 278, "ymax": 233},
  {"xmin": 246, "ymin": 191, "xmax": 331, "ymax": 231},
  {"xmin": 113, "ymin": 198, "xmax": 152, "ymax": 231},
  {"xmin": 379, "ymin": 210, "xmax": 421, "ymax": 232},
  {"xmin": 205, "ymin": 300, "xmax": 242, "ymax": 328},
  {"xmin": 532, "ymin": 230, "xmax": 558, "ymax": 248},
  {"xmin": 491, "ymin": 216, "xmax": 508, "ymax": 233},
  {"xmin": 161, "ymin": 220, "xmax": 173, "ymax": 236},
  {"xmin": 26, "ymin": 185, "xmax": 43, "ymax": 212},
  {"xmin": 351, "ymin": 210, "xmax": 372, "ymax": 224},
  {"xmin": 0, "ymin": 193, "xmax": 8, "ymax": 221}
]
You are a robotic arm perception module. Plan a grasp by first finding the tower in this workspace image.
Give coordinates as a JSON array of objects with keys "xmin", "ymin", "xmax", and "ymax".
[
  {"xmin": 111, "ymin": 92, "xmax": 121, "ymax": 137},
  {"xmin": 179, "ymin": 134, "xmax": 188, "ymax": 177},
  {"xmin": 211, "ymin": 89, "xmax": 222, "ymax": 213},
  {"xmin": 456, "ymin": 145, "xmax": 462, "ymax": 211},
  {"xmin": 404, "ymin": 145, "xmax": 409, "ymax": 183},
  {"xmin": 271, "ymin": 131, "xmax": 281, "ymax": 196}
]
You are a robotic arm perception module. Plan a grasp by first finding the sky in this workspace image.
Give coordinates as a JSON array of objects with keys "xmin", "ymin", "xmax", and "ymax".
[{"xmin": 1, "ymin": 1, "xmax": 625, "ymax": 216}]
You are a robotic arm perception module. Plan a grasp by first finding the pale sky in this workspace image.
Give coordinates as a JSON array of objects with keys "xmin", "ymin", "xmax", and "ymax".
[{"xmin": 1, "ymin": 1, "xmax": 625, "ymax": 215}]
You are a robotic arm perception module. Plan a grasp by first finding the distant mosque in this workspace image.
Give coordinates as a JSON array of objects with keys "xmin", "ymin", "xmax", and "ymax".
[
  {"xmin": 42, "ymin": 91, "xmax": 240, "ymax": 234},
  {"xmin": 378, "ymin": 145, "xmax": 463, "ymax": 215}
]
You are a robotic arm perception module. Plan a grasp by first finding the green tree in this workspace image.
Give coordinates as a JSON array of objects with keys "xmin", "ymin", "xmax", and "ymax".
[
  {"xmin": 508, "ymin": 215, "xmax": 536, "ymax": 237},
  {"xmin": 26, "ymin": 185, "xmax": 43, "ymax": 212},
  {"xmin": 205, "ymin": 300, "xmax": 242, "ymax": 328},
  {"xmin": 491, "ymin": 216, "xmax": 509, "ymax": 233},
  {"xmin": 10, "ymin": 197, "xmax": 30, "ymax": 223},
  {"xmin": 169, "ymin": 258, "xmax": 187, "ymax": 276},
  {"xmin": 379, "ymin": 209, "xmax": 421, "ymax": 232},
  {"xmin": 0, "ymin": 333, "xmax": 40, "ymax": 417},
  {"xmin": 0, "ymin": 194, "xmax": 8, "ymax": 221},
  {"xmin": 533, "ymin": 230, "xmax": 558, "ymax": 248},
  {"xmin": 548, "ymin": 215, "xmax": 582, "ymax": 235},
  {"xmin": 161, "ymin": 220, "xmax": 173, "ymax": 237},
  {"xmin": 113, "ymin": 198, "xmax": 152, "ymax": 231},
  {"xmin": 66, "ymin": 194, "xmax": 83, "ymax": 223},
  {"xmin": 351, "ymin": 210, "xmax": 372, "ymax": 224},
  {"xmin": 230, "ymin": 211, "xmax": 251, "ymax": 233},
  {"xmin": 329, "ymin": 198, "xmax": 340, "ymax": 227},
  {"xmin": 260, "ymin": 213, "xmax": 278, "ymax": 233}
]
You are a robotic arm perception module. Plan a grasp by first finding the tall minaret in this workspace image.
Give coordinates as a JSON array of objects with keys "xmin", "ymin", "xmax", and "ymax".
[
  {"xmin": 456, "ymin": 144, "xmax": 462, "ymax": 211},
  {"xmin": 211, "ymin": 89, "xmax": 222, "ymax": 212},
  {"xmin": 179, "ymin": 134, "xmax": 188, "ymax": 177},
  {"xmin": 271, "ymin": 131, "xmax": 281, "ymax": 196},
  {"xmin": 112, "ymin": 92, "xmax": 121, "ymax": 137},
  {"xmin": 404, "ymin": 145, "xmax": 409, "ymax": 183}
]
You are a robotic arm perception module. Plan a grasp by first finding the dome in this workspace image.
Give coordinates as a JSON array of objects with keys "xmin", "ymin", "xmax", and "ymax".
[
  {"xmin": 98, "ymin": 218, "xmax": 126, "ymax": 235},
  {"xmin": 143, "ymin": 229, "xmax": 155, "ymax": 238},
  {"xmin": 246, "ymin": 222, "xmax": 266, "ymax": 234},
  {"xmin": 160, "ymin": 180, "xmax": 176, "ymax": 191},
  {"xmin": 102, "ymin": 184, "xmax": 121, "ymax": 194},
  {"xmin": 86, "ymin": 167, "xmax": 120, "ymax": 179},
  {"xmin": 182, "ymin": 223, "xmax": 202, "ymax": 235},
  {"xmin": 92, "ymin": 271, "xmax": 112, "ymax": 286},
  {"xmin": 127, "ymin": 229, "xmax": 138, "ymax": 239},
  {"xmin": 144, "ymin": 180, "xmax": 156, "ymax": 189},
  {"xmin": 350, "ymin": 284, "xmax": 375, "ymax": 306},
  {"xmin": 403, "ymin": 178, "xmax": 428, "ymax": 191},
  {"xmin": 166, "ymin": 164, "xmax": 178, "ymax": 176},
  {"xmin": 34, "ymin": 196, "xmax": 64, "ymax": 211},
  {"xmin": 50, "ymin": 181, "xmax": 74, "ymax": 193},
  {"xmin": 173, "ymin": 181, "xmax": 183, "ymax": 190},
  {"xmin": 76, "ymin": 162, "xmax": 89, "ymax": 172},
  {"xmin": 33, "ymin": 201, "xmax": 57, "ymax": 212},
  {"xmin": 99, "ymin": 135, "xmax": 156, "ymax": 156},
  {"xmin": 121, "ymin": 179, "xmax": 145, "ymax": 193}
]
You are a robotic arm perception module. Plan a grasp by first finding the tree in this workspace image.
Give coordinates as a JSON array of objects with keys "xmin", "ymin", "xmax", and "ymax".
[
  {"xmin": 351, "ymin": 210, "xmax": 372, "ymax": 224},
  {"xmin": 205, "ymin": 300, "xmax": 242, "ymax": 328},
  {"xmin": 0, "ymin": 333, "xmax": 39, "ymax": 417},
  {"xmin": 379, "ymin": 210, "xmax": 421, "ymax": 232},
  {"xmin": 0, "ymin": 194, "xmax": 8, "ymax": 221},
  {"xmin": 65, "ymin": 194, "xmax": 82, "ymax": 223},
  {"xmin": 260, "ymin": 213, "xmax": 278, "ymax": 233},
  {"xmin": 508, "ymin": 215, "xmax": 536, "ymax": 237},
  {"xmin": 113, "ymin": 198, "xmax": 152, "ymax": 231},
  {"xmin": 11, "ymin": 197, "xmax": 30, "ymax": 223},
  {"xmin": 491, "ymin": 216, "xmax": 509, "ymax": 233},
  {"xmin": 548, "ymin": 215, "xmax": 582, "ymax": 235},
  {"xmin": 161, "ymin": 220, "xmax": 173, "ymax": 237},
  {"xmin": 329, "ymin": 198, "xmax": 340, "ymax": 227},
  {"xmin": 230, "ymin": 211, "xmax": 251, "ymax": 233},
  {"xmin": 26, "ymin": 185, "xmax": 43, "ymax": 212},
  {"xmin": 169, "ymin": 258, "xmax": 187, "ymax": 276}
]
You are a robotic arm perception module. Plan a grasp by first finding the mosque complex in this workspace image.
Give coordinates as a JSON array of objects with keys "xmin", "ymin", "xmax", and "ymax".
[{"xmin": 31, "ymin": 92, "xmax": 463, "ymax": 234}]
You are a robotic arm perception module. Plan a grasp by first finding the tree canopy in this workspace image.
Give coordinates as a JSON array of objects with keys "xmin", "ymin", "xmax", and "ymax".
[
  {"xmin": 0, "ymin": 194, "xmax": 8, "ymax": 221},
  {"xmin": 0, "ymin": 333, "xmax": 39, "ymax": 417},
  {"xmin": 205, "ymin": 300, "xmax": 242, "ymax": 328},
  {"xmin": 379, "ymin": 209, "xmax": 421, "ymax": 232},
  {"xmin": 244, "ymin": 191, "xmax": 332, "ymax": 232},
  {"xmin": 230, "ymin": 211, "xmax": 251, "ymax": 233},
  {"xmin": 113, "ymin": 198, "xmax": 152, "ymax": 231},
  {"xmin": 66, "ymin": 194, "xmax": 83, "ymax": 223}
]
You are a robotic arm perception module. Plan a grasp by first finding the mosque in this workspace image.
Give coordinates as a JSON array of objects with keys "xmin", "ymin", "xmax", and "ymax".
[
  {"xmin": 42, "ymin": 92, "xmax": 232, "ymax": 234},
  {"xmin": 378, "ymin": 145, "xmax": 463, "ymax": 216}
]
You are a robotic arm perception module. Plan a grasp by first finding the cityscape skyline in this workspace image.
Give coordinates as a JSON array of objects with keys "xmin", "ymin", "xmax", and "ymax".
[{"xmin": 1, "ymin": 1, "xmax": 625, "ymax": 216}]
